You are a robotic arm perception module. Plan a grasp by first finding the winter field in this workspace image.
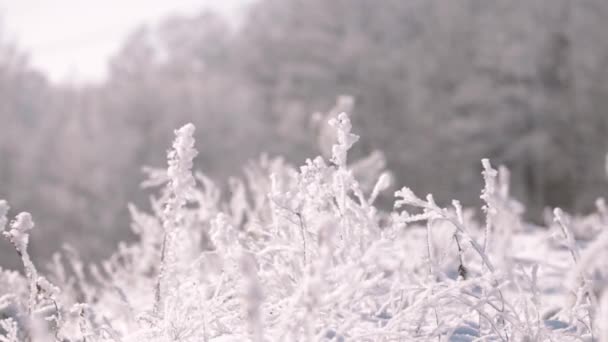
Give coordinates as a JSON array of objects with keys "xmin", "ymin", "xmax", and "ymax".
[{"xmin": 1, "ymin": 111, "xmax": 608, "ymax": 341}]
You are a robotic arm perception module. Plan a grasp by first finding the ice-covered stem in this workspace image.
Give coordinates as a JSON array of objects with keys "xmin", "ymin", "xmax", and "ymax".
[
  {"xmin": 369, "ymin": 172, "xmax": 391, "ymax": 205},
  {"xmin": 553, "ymin": 208, "xmax": 580, "ymax": 263},
  {"xmin": 480, "ymin": 159, "xmax": 498, "ymax": 255},
  {"xmin": 2, "ymin": 211, "xmax": 38, "ymax": 315},
  {"xmin": 154, "ymin": 123, "xmax": 198, "ymax": 315},
  {"xmin": 452, "ymin": 200, "xmax": 467, "ymax": 279},
  {"xmin": 554, "ymin": 208, "xmax": 597, "ymax": 332}
]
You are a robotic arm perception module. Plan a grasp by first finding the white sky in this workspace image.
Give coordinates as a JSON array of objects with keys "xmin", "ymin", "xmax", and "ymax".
[{"xmin": 0, "ymin": 0, "xmax": 248, "ymax": 84}]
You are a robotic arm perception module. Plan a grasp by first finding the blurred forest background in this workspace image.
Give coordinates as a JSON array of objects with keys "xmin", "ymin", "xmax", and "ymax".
[{"xmin": 2, "ymin": 0, "xmax": 608, "ymax": 267}]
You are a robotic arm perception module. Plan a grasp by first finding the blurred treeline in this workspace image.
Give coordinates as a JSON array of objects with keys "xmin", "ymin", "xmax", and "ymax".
[{"xmin": 2, "ymin": 0, "xmax": 608, "ymax": 267}]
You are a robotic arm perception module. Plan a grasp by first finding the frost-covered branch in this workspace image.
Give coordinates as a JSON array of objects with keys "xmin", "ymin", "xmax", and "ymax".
[{"xmin": 155, "ymin": 123, "xmax": 198, "ymax": 316}]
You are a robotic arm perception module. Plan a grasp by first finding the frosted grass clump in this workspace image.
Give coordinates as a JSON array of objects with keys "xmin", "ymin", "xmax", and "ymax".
[{"xmin": 1, "ymin": 107, "xmax": 607, "ymax": 341}]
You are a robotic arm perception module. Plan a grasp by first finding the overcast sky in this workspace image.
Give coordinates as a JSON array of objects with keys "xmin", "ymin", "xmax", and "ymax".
[{"xmin": 0, "ymin": 0, "xmax": 248, "ymax": 84}]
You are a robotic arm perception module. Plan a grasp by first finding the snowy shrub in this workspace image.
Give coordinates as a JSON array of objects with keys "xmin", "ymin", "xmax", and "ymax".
[{"xmin": 1, "ymin": 109, "xmax": 608, "ymax": 341}]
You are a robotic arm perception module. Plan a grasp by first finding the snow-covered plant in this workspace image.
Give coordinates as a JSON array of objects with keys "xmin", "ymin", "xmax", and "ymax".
[
  {"xmin": 1, "ymin": 207, "xmax": 67, "ymax": 340},
  {"xmin": 1, "ymin": 106, "xmax": 607, "ymax": 341},
  {"xmin": 3, "ymin": 213, "xmax": 37, "ymax": 314},
  {"xmin": 154, "ymin": 122, "xmax": 198, "ymax": 316}
]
